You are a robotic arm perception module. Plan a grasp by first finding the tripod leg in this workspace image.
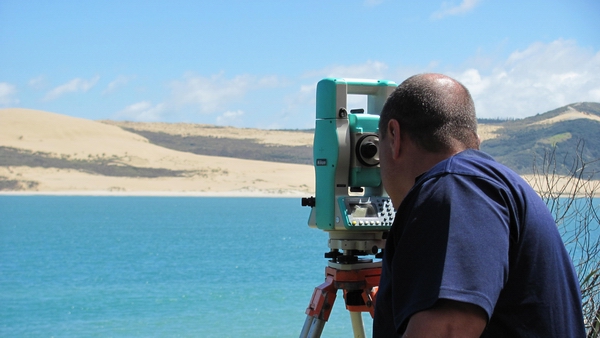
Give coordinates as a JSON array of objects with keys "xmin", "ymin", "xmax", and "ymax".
[
  {"xmin": 300, "ymin": 316, "xmax": 313, "ymax": 338},
  {"xmin": 299, "ymin": 315, "xmax": 326, "ymax": 338},
  {"xmin": 349, "ymin": 311, "xmax": 366, "ymax": 338},
  {"xmin": 301, "ymin": 265, "xmax": 380, "ymax": 337},
  {"xmin": 301, "ymin": 270, "xmax": 337, "ymax": 338}
]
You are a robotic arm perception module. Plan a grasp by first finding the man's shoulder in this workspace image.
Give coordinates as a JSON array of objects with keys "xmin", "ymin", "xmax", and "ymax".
[
  {"xmin": 411, "ymin": 149, "xmax": 542, "ymax": 210},
  {"xmin": 425, "ymin": 149, "xmax": 524, "ymax": 188},
  {"xmin": 444, "ymin": 149, "xmax": 505, "ymax": 175}
]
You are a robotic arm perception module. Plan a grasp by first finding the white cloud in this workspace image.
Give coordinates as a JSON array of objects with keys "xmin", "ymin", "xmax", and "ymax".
[
  {"xmin": 216, "ymin": 110, "xmax": 245, "ymax": 126},
  {"xmin": 44, "ymin": 76, "xmax": 100, "ymax": 101},
  {"xmin": 115, "ymin": 101, "xmax": 165, "ymax": 121},
  {"xmin": 169, "ymin": 73, "xmax": 281, "ymax": 114},
  {"xmin": 275, "ymin": 61, "xmax": 395, "ymax": 129},
  {"xmin": 0, "ymin": 82, "xmax": 19, "ymax": 106},
  {"xmin": 306, "ymin": 60, "xmax": 389, "ymax": 80},
  {"xmin": 103, "ymin": 75, "xmax": 134, "ymax": 95},
  {"xmin": 298, "ymin": 40, "xmax": 599, "ymax": 122},
  {"xmin": 452, "ymin": 39, "xmax": 600, "ymax": 118},
  {"xmin": 28, "ymin": 75, "xmax": 46, "ymax": 89},
  {"xmin": 282, "ymin": 84, "xmax": 316, "ymax": 113},
  {"xmin": 431, "ymin": 0, "xmax": 481, "ymax": 20}
]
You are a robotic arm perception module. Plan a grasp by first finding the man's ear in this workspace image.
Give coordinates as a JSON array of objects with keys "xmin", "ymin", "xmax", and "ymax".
[{"xmin": 387, "ymin": 119, "xmax": 402, "ymax": 160}]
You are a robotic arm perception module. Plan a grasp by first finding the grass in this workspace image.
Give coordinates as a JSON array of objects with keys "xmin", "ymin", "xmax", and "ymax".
[{"xmin": 0, "ymin": 146, "xmax": 193, "ymax": 178}]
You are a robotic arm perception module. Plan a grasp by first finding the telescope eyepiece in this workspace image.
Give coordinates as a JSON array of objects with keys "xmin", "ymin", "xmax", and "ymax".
[
  {"xmin": 360, "ymin": 142, "xmax": 378, "ymax": 159},
  {"xmin": 355, "ymin": 134, "xmax": 380, "ymax": 167}
]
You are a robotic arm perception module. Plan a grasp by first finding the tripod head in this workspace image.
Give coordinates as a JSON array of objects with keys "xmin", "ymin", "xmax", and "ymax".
[{"xmin": 302, "ymin": 78, "xmax": 397, "ymax": 266}]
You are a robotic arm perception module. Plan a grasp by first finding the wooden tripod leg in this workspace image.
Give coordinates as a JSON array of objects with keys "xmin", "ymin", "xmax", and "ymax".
[
  {"xmin": 300, "ymin": 272, "xmax": 337, "ymax": 338},
  {"xmin": 300, "ymin": 265, "xmax": 381, "ymax": 338}
]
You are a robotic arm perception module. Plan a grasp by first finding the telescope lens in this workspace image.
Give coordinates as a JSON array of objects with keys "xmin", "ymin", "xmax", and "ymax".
[
  {"xmin": 361, "ymin": 142, "xmax": 378, "ymax": 159},
  {"xmin": 355, "ymin": 134, "xmax": 380, "ymax": 166}
]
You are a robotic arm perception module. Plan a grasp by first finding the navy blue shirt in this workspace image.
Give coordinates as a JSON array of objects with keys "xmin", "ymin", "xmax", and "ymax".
[{"xmin": 373, "ymin": 150, "xmax": 585, "ymax": 337}]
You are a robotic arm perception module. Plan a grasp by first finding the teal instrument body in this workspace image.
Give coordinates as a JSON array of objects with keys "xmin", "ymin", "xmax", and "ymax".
[
  {"xmin": 300, "ymin": 78, "xmax": 397, "ymax": 336},
  {"xmin": 308, "ymin": 78, "xmax": 397, "ymax": 231}
]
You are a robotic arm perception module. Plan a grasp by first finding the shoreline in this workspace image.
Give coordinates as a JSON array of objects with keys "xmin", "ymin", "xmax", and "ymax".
[
  {"xmin": 0, "ymin": 190, "xmax": 313, "ymax": 198},
  {"xmin": 3, "ymin": 174, "xmax": 599, "ymax": 198},
  {"xmin": 3, "ymin": 189, "xmax": 597, "ymax": 198}
]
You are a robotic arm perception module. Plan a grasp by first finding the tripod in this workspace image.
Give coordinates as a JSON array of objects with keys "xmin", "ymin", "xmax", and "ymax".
[{"xmin": 300, "ymin": 261, "xmax": 381, "ymax": 338}]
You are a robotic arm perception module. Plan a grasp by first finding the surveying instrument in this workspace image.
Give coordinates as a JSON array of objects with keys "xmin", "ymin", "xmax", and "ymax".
[{"xmin": 301, "ymin": 78, "xmax": 397, "ymax": 337}]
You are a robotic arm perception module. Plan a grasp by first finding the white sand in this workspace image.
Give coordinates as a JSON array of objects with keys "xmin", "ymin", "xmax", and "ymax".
[
  {"xmin": 101, "ymin": 120, "xmax": 314, "ymax": 146},
  {"xmin": 477, "ymin": 124, "xmax": 503, "ymax": 142},
  {"xmin": 530, "ymin": 106, "xmax": 600, "ymax": 126},
  {"xmin": 0, "ymin": 108, "xmax": 315, "ymax": 196},
  {"xmin": 2, "ymin": 107, "xmax": 598, "ymax": 197}
]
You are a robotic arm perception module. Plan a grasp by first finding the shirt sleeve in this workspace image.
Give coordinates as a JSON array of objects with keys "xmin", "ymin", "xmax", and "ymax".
[{"xmin": 391, "ymin": 173, "xmax": 510, "ymax": 330}]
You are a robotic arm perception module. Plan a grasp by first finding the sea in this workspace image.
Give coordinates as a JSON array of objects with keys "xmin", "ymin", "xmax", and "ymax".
[
  {"xmin": 0, "ymin": 196, "xmax": 375, "ymax": 337},
  {"xmin": 2, "ymin": 196, "xmax": 598, "ymax": 337}
]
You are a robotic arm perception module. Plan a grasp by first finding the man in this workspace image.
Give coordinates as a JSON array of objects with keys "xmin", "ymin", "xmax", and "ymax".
[{"xmin": 372, "ymin": 73, "xmax": 585, "ymax": 337}]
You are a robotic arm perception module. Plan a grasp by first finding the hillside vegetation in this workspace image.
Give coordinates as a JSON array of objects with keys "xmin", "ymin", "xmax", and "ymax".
[
  {"xmin": 0, "ymin": 108, "xmax": 314, "ymax": 194},
  {"xmin": 106, "ymin": 102, "xmax": 600, "ymax": 176},
  {"xmin": 113, "ymin": 128, "xmax": 313, "ymax": 165},
  {"xmin": 480, "ymin": 102, "xmax": 600, "ymax": 175},
  {"xmin": 0, "ymin": 103, "xmax": 599, "ymax": 193}
]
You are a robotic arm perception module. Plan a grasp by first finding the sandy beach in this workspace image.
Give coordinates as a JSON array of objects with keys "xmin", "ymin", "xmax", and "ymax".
[
  {"xmin": 2, "ymin": 107, "xmax": 598, "ymax": 198},
  {"xmin": 0, "ymin": 108, "xmax": 315, "ymax": 197}
]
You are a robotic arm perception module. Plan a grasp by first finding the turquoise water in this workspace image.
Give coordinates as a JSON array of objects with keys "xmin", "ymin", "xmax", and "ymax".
[
  {"xmin": 0, "ymin": 196, "xmax": 373, "ymax": 337},
  {"xmin": 3, "ymin": 196, "xmax": 597, "ymax": 337}
]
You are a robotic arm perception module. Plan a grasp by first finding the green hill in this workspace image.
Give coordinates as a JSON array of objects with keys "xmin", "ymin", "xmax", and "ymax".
[
  {"xmin": 1, "ymin": 101, "xmax": 598, "ymax": 193},
  {"xmin": 480, "ymin": 102, "xmax": 600, "ymax": 175},
  {"xmin": 109, "ymin": 102, "xmax": 600, "ymax": 176}
]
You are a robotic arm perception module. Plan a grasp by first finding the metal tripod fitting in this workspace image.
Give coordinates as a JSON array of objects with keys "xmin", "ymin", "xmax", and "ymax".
[{"xmin": 300, "ymin": 263, "xmax": 381, "ymax": 338}]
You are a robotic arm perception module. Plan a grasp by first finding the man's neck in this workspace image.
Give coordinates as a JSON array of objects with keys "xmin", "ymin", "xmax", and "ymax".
[{"xmin": 393, "ymin": 147, "xmax": 465, "ymax": 208}]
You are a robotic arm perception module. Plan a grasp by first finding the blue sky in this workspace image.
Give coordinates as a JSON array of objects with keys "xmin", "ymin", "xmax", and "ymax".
[{"xmin": 1, "ymin": 0, "xmax": 599, "ymax": 129}]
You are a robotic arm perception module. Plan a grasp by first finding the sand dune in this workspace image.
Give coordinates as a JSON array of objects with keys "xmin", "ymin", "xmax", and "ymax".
[
  {"xmin": 477, "ymin": 124, "xmax": 502, "ymax": 142},
  {"xmin": 530, "ymin": 106, "xmax": 600, "ymax": 126},
  {"xmin": 0, "ymin": 108, "xmax": 315, "ymax": 196},
  {"xmin": 101, "ymin": 120, "xmax": 314, "ymax": 147},
  {"xmin": 473, "ymin": 106, "xmax": 600, "ymax": 142},
  {"xmin": 2, "ymin": 107, "xmax": 598, "ymax": 196}
]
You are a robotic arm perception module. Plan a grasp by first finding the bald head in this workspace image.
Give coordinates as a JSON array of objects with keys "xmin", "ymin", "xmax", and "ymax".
[{"xmin": 379, "ymin": 73, "xmax": 479, "ymax": 153}]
